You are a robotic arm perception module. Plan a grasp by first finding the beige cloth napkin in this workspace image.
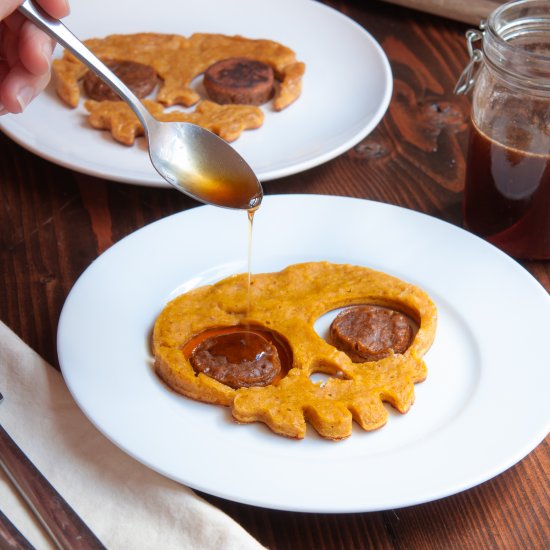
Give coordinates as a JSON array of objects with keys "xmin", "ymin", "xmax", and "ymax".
[{"xmin": 0, "ymin": 321, "xmax": 264, "ymax": 549}]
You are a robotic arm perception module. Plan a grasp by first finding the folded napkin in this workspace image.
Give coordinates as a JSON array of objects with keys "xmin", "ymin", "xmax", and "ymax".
[{"xmin": 0, "ymin": 321, "xmax": 264, "ymax": 549}]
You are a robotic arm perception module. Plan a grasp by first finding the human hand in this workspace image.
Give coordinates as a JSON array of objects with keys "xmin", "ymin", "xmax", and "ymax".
[{"xmin": 0, "ymin": 0, "xmax": 69, "ymax": 114}]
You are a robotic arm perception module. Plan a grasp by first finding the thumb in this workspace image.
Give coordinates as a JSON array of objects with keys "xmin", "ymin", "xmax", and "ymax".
[{"xmin": 0, "ymin": 0, "xmax": 24, "ymax": 20}]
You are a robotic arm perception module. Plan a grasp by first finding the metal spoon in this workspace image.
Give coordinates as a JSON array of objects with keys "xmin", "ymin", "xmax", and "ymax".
[{"xmin": 19, "ymin": 0, "xmax": 263, "ymax": 210}]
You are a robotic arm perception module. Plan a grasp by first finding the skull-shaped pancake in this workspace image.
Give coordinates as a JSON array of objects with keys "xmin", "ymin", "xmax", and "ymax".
[
  {"xmin": 52, "ymin": 32, "xmax": 305, "ymax": 144},
  {"xmin": 153, "ymin": 262, "xmax": 437, "ymax": 440}
]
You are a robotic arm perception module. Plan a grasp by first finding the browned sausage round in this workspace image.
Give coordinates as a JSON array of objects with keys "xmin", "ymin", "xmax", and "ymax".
[
  {"xmin": 203, "ymin": 57, "xmax": 274, "ymax": 105},
  {"xmin": 83, "ymin": 60, "xmax": 158, "ymax": 101},
  {"xmin": 190, "ymin": 330, "xmax": 281, "ymax": 389},
  {"xmin": 330, "ymin": 305, "xmax": 414, "ymax": 362}
]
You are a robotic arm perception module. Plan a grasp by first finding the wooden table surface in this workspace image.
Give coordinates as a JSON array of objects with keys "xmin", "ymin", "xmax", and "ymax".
[{"xmin": 1, "ymin": 1, "xmax": 548, "ymax": 548}]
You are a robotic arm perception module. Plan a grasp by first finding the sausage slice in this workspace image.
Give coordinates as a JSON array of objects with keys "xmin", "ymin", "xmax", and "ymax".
[
  {"xmin": 330, "ymin": 305, "xmax": 414, "ymax": 362},
  {"xmin": 203, "ymin": 57, "xmax": 274, "ymax": 105},
  {"xmin": 190, "ymin": 330, "xmax": 281, "ymax": 389},
  {"xmin": 83, "ymin": 60, "xmax": 158, "ymax": 101}
]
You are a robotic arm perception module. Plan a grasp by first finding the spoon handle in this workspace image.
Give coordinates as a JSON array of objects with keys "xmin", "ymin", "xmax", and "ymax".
[{"xmin": 18, "ymin": 0, "xmax": 152, "ymax": 128}]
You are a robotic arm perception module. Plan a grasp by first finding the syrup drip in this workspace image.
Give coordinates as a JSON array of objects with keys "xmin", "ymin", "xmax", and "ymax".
[{"xmin": 246, "ymin": 206, "xmax": 256, "ymax": 316}]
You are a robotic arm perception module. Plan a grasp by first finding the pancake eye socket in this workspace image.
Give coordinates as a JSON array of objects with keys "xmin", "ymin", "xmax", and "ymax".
[
  {"xmin": 183, "ymin": 325, "xmax": 293, "ymax": 389},
  {"xmin": 329, "ymin": 305, "xmax": 416, "ymax": 362}
]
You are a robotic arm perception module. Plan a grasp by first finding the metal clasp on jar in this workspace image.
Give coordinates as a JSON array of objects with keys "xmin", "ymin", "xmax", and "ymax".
[{"xmin": 454, "ymin": 25, "xmax": 485, "ymax": 95}]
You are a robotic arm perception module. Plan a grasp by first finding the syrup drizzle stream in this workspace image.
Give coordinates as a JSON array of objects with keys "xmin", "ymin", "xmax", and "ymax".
[{"xmin": 246, "ymin": 206, "xmax": 257, "ymax": 317}]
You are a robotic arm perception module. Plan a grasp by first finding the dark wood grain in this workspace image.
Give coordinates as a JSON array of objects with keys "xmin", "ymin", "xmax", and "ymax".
[{"xmin": 0, "ymin": 1, "xmax": 548, "ymax": 549}]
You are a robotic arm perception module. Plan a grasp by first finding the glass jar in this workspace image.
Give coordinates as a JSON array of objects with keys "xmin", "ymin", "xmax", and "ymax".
[{"xmin": 456, "ymin": 0, "xmax": 550, "ymax": 259}]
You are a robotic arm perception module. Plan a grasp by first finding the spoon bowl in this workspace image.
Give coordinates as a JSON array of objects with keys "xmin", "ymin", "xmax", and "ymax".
[
  {"xmin": 19, "ymin": 0, "xmax": 263, "ymax": 210},
  {"xmin": 148, "ymin": 119, "xmax": 262, "ymax": 209}
]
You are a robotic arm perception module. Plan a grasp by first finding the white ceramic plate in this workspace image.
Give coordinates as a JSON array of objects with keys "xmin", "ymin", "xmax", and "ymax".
[
  {"xmin": 57, "ymin": 195, "xmax": 550, "ymax": 512},
  {"xmin": 0, "ymin": 0, "xmax": 391, "ymax": 185}
]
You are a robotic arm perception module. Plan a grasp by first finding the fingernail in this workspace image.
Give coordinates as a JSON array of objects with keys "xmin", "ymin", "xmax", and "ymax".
[
  {"xmin": 59, "ymin": 0, "xmax": 70, "ymax": 15},
  {"xmin": 16, "ymin": 86, "xmax": 34, "ymax": 111}
]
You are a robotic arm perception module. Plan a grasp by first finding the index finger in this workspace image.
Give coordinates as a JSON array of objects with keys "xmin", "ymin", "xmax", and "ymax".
[
  {"xmin": 35, "ymin": 0, "xmax": 70, "ymax": 19},
  {"xmin": 0, "ymin": 0, "xmax": 69, "ymax": 21}
]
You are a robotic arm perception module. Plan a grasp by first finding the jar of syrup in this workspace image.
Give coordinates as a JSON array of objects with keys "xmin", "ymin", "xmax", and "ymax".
[{"xmin": 455, "ymin": 0, "xmax": 550, "ymax": 259}]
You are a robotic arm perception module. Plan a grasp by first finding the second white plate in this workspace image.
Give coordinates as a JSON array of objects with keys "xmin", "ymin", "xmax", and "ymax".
[{"xmin": 0, "ymin": 0, "xmax": 392, "ymax": 185}]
